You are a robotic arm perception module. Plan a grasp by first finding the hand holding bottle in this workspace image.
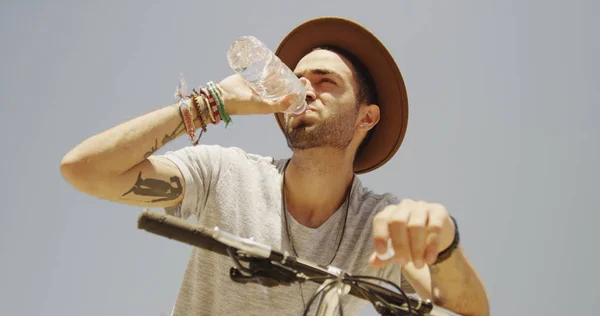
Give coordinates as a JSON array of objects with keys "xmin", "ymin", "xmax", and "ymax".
[{"xmin": 218, "ymin": 74, "xmax": 301, "ymax": 115}]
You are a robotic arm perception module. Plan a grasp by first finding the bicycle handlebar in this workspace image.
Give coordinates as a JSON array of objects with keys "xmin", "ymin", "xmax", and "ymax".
[{"xmin": 137, "ymin": 209, "xmax": 450, "ymax": 316}]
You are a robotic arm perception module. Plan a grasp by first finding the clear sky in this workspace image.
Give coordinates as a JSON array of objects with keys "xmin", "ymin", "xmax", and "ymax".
[{"xmin": 1, "ymin": 0, "xmax": 598, "ymax": 315}]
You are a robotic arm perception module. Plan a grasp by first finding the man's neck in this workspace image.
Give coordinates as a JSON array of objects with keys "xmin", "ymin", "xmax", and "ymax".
[{"xmin": 284, "ymin": 148, "xmax": 355, "ymax": 228}]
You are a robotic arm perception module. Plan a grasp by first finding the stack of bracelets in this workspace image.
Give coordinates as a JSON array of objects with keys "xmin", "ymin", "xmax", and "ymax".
[{"xmin": 174, "ymin": 74, "xmax": 232, "ymax": 146}]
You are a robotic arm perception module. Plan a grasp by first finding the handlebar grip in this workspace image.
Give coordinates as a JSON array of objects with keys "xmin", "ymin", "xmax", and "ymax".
[{"xmin": 137, "ymin": 209, "xmax": 229, "ymax": 256}]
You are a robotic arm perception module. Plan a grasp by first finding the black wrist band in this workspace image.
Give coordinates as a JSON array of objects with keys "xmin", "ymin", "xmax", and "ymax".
[{"xmin": 433, "ymin": 216, "xmax": 459, "ymax": 265}]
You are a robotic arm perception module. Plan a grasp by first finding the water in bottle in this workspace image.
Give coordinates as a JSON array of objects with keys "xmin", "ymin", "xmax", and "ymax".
[{"xmin": 227, "ymin": 36, "xmax": 307, "ymax": 114}]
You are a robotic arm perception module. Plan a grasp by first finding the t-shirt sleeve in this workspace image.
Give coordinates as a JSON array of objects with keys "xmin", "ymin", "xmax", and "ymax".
[{"xmin": 159, "ymin": 144, "xmax": 224, "ymax": 220}]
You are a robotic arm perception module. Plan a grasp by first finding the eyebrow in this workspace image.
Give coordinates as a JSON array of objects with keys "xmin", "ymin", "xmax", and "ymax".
[{"xmin": 295, "ymin": 68, "xmax": 344, "ymax": 82}]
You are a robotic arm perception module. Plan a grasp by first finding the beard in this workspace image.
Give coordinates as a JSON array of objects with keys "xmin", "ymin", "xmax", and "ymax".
[{"xmin": 285, "ymin": 105, "xmax": 358, "ymax": 150}]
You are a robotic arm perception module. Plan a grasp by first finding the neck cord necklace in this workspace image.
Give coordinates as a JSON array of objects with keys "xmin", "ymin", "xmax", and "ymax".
[{"xmin": 281, "ymin": 159, "xmax": 353, "ymax": 310}]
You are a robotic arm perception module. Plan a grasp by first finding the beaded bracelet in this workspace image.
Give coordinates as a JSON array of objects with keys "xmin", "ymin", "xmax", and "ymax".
[
  {"xmin": 199, "ymin": 96, "xmax": 213, "ymax": 127},
  {"xmin": 194, "ymin": 88, "xmax": 217, "ymax": 124},
  {"xmin": 191, "ymin": 96, "xmax": 207, "ymax": 139}
]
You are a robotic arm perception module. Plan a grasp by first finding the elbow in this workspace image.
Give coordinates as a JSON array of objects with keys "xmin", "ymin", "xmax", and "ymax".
[
  {"xmin": 60, "ymin": 152, "xmax": 78, "ymax": 183},
  {"xmin": 60, "ymin": 151, "xmax": 83, "ymax": 182},
  {"xmin": 60, "ymin": 151, "xmax": 98, "ymax": 193}
]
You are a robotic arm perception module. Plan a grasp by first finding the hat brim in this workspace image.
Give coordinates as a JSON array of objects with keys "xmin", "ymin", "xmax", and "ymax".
[{"xmin": 274, "ymin": 17, "xmax": 409, "ymax": 174}]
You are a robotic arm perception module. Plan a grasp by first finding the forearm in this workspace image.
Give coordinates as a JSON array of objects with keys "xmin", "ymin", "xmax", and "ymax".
[
  {"xmin": 61, "ymin": 103, "xmax": 194, "ymax": 175},
  {"xmin": 429, "ymin": 246, "xmax": 490, "ymax": 316}
]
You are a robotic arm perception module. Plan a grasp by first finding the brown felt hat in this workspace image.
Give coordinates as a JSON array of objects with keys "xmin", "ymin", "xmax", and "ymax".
[{"xmin": 274, "ymin": 17, "xmax": 409, "ymax": 174}]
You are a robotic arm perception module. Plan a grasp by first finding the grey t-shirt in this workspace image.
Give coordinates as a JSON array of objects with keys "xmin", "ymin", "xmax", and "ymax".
[{"xmin": 161, "ymin": 145, "xmax": 414, "ymax": 316}]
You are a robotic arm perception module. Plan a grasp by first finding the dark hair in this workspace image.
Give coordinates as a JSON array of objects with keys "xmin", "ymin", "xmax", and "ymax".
[{"xmin": 313, "ymin": 46, "xmax": 377, "ymax": 157}]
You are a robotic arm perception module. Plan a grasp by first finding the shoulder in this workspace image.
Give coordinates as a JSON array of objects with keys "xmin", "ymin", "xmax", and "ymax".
[
  {"xmin": 186, "ymin": 145, "xmax": 291, "ymax": 177},
  {"xmin": 218, "ymin": 146, "xmax": 288, "ymax": 173},
  {"xmin": 352, "ymin": 177, "xmax": 400, "ymax": 210},
  {"xmin": 348, "ymin": 177, "xmax": 401, "ymax": 223},
  {"xmin": 165, "ymin": 144, "xmax": 281, "ymax": 166},
  {"xmin": 160, "ymin": 145, "xmax": 289, "ymax": 185}
]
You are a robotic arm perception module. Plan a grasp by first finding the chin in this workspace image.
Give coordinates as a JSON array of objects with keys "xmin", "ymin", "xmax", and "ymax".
[
  {"xmin": 287, "ymin": 120, "xmax": 314, "ymax": 133},
  {"xmin": 288, "ymin": 113, "xmax": 319, "ymax": 128}
]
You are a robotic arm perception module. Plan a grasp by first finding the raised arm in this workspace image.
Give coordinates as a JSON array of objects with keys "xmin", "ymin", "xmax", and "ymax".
[
  {"xmin": 60, "ymin": 74, "xmax": 294, "ymax": 208},
  {"xmin": 60, "ymin": 103, "xmax": 194, "ymax": 208}
]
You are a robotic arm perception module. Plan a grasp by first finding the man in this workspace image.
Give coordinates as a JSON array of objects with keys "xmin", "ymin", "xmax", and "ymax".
[{"xmin": 60, "ymin": 17, "xmax": 489, "ymax": 315}]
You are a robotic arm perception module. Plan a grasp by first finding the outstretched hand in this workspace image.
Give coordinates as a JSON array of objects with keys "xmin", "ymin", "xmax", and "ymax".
[
  {"xmin": 218, "ymin": 74, "xmax": 300, "ymax": 116},
  {"xmin": 369, "ymin": 199, "xmax": 456, "ymax": 269}
]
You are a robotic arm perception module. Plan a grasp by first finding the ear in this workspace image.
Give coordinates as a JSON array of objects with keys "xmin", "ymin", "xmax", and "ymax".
[{"xmin": 357, "ymin": 104, "xmax": 380, "ymax": 132}]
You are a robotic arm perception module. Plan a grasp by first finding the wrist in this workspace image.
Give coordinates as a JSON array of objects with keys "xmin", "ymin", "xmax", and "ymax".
[
  {"xmin": 217, "ymin": 84, "xmax": 238, "ymax": 116},
  {"xmin": 438, "ymin": 216, "xmax": 456, "ymax": 252},
  {"xmin": 434, "ymin": 216, "xmax": 460, "ymax": 265}
]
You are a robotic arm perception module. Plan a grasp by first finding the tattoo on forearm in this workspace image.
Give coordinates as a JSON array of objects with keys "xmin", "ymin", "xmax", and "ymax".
[
  {"xmin": 121, "ymin": 171, "xmax": 182, "ymax": 202},
  {"xmin": 162, "ymin": 121, "xmax": 186, "ymax": 144},
  {"xmin": 143, "ymin": 122, "xmax": 186, "ymax": 158},
  {"xmin": 144, "ymin": 139, "xmax": 159, "ymax": 159}
]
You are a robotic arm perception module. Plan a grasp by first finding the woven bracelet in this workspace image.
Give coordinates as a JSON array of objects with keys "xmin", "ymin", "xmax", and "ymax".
[
  {"xmin": 199, "ymin": 87, "xmax": 221, "ymax": 125},
  {"xmin": 180, "ymin": 100, "xmax": 198, "ymax": 144},
  {"xmin": 174, "ymin": 74, "xmax": 198, "ymax": 144},
  {"xmin": 207, "ymin": 81, "xmax": 231, "ymax": 127}
]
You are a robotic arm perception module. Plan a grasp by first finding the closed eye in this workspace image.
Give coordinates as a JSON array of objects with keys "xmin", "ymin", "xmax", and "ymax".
[{"xmin": 320, "ymin": 77, "xmax": 338, "ymax": 86}]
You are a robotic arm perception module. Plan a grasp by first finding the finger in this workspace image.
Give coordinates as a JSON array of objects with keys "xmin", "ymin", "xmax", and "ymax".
[
  {"xmin": 388, "ymin": 207, "xmax": 411, "ymax": 265},
  {"xmin": 398, "ymin": 198, "xmax": 414, "ymax": 206},
  {"xmin": 373, "ymin": 206, "xmax": 394, "ymax": 255},
  {"xmin": 408, "ymin": 202, "xmax": 429, "ymax": 269},
  {"xmin": 275, "ymin": 93, "xmax": 300, "ymax": 112},
  {"xmin": 424, "ymin": 206, "xmax": 446, "ymax": 265}
]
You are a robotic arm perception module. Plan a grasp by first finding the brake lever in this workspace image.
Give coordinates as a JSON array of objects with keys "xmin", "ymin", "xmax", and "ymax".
[
  {"xmin": 229, "ymin": 256, "xmax": 300, "ymax": 287},
  {"xmin": 230, "ymin": 266, "xmax": 283, "ymax": 287}
]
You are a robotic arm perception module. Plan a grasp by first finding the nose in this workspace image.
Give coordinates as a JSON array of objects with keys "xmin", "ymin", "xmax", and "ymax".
[{"xmin": 299, "ymin": 77, "xmax": 316, "ymax": 102}]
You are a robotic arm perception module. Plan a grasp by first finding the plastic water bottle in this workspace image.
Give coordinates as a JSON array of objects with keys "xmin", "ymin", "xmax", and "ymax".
[{"xmin": 227, "ymin": 36, "xmax": 307, "ymax": 114}]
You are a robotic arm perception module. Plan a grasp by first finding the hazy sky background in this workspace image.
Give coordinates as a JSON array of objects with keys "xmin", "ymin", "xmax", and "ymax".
[{"xmin": 1, "ymin": 0, "xmax": 598, "ymax": 315}]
